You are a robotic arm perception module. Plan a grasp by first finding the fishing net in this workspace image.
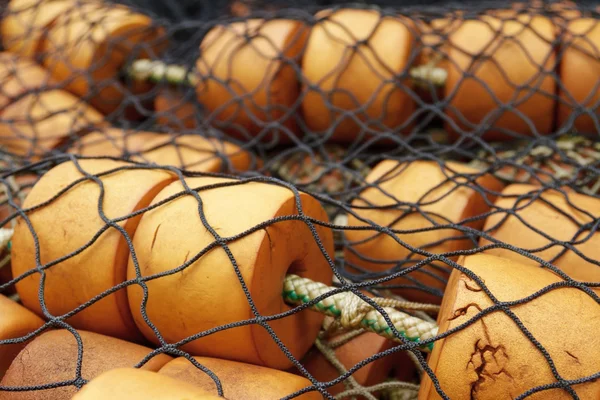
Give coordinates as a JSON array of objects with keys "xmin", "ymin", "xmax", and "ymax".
[{"xmin": 0, "ymin": 0, "xmax": 598, "ymax": 399}]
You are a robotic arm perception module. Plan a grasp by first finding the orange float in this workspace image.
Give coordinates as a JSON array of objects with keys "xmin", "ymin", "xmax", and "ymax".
[
  {"xmin": 0, "ymin": 53, "xmax": 54, "ymax": 110},
  {"xmin": 301, "ymin": 8, "xmax": 416, "ymax": 142},
  {"xmin": 0, "ymin": 329, "xmax": 172, "ymax": 400},
  {"xmin": 0, "ymin": 294, "xmax": 44, "ymax": 378},
  {"xmin": 418, "ymin": 254, "xmax": 600, "ymax": 399},
  {"xmin": 126, "ymin": 176, "xmax": 334, "ymax": 370},
  {"xmin": 41, "ymin": 2, "xmax": 165, "ymax": 115},
  {"xmin": 0, "ymin": 0, "xmax": 74, "ymax": 58},
  {"xmin": 479, "ymin": 184, "xmax": 600, "ymax": 286},
  {"xmin": 10, "ymin": 159, "xmax": 176, "ymax": 342},
  {"xmin": 69, "ymin": 128, "xmax": 255, "ymax": 173},
  {"xmin": 442, "ymin": 12, "xmax": 556, "ymax": 141},
  {"xmin": 154, "ymin": 87, "xmax": 198, "ymax": 129},
  {"xmin": 196, "ymin": 18, "xmax": 309, "ymax": 142},
  {"xmin": 558, "ymin": 18, "xmax": 600, "ymax": 133},
  {"xmin": 344, "ymin": 159, "xmax": 503, "ymax": 304},
  {"xmin": 72, "ymin": 368, "xmax": 221, "ymax": 400},
  {"xmin": 158, "ymin": 356, "xmax": 320, "ymax": 399},
  {"xmin": 0, "ymin": 90, "xmax": 105, "ymax": 159}
]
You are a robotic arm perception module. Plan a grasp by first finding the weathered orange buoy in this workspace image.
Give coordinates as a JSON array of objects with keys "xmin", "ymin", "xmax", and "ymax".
[
  {"xmin": 72, "ymin": 368, "xmax": 221, "ymax": 399},
  {"xmin": 344, "ymin": 159, "xmax": 504, "ymax": 304},
  {"xmin": 0, "ymin": 329, "xmax": 173, "ymax": 400},
  {"xmin": 443, "ymin": 12, "xmax": 556, "ymax": 141},
  {"xmin": 0, "ymin": 0, "xmax": 74, "ymax": 58},
  {"xmin": 69, "ymin": 128, "xmax": 255, "ymax": 173},
  {"xmin": 0, "ymin": 294, "xmax": 44, "ymax": 379},
  {"xmin": 298, "ymin": 331, "xmax": 402, "ymax": 398},
  {"xmin": 196, "ymin": 18, "xmax": 309, "ymax": 142},
  {"xmin": 10, "ymin": 159, "xmax": 176, "ymax": 342},
  {"xmin": 158, "ymin": 356, "xmax": 320, "ymax": 399},
  {"xmin": 41, "ymin": 2, "xmax": 165, "ymax": 115},
  {"xmin": 154, "ymin": 87, "xmax": 198, "ymax": 129},
  {"xmin": 418, "ymin": 254, "xmax": 600, "ymax": 399},
  {"xmin": 558, "ymin": 18, "xmax": 600, "ymax": 133},
  {"xmin": 301, "ymin": 8, "xmax": 415, "ymax": 142},
  {"xmin": 0, "ymin": 90, "xmax": 105, "ymax": 158},
  {"xmin": 127, "ymin": 176, "xmax": 334, "ymax": 370},
  {"xmin": 479, "ymin": 184, "xmax": 600, "ymax": 286},
  {"xmin": 0, "ymin": 53, "xmax": 54, "ymax": 110}
]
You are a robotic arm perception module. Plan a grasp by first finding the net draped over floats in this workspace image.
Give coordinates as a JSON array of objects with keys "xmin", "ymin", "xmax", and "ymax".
[{"xmin": 0, "ymin": 0, "xmax": 598, "ymax": 399}]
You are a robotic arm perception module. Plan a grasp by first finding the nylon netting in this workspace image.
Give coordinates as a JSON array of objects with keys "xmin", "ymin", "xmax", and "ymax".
[{"xmin": 0, "ymin": 0, "xmax": 598, "ymax": 399}]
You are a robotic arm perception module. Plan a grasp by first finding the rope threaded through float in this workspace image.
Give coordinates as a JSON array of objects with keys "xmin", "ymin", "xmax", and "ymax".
[{"xmin": 283, "ymin": 274, "xmax": 438, "ymax": 352}]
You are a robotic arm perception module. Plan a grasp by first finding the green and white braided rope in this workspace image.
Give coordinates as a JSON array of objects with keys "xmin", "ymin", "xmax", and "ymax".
[{"xmin": 283, "ymin": 275, "xmax": 438, "ymax": 352}]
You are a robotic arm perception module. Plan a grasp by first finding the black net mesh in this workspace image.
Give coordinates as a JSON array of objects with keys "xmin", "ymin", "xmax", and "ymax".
[{"xmin": 0, "ymin": 0, "xmax": 598, "ymax": 399}]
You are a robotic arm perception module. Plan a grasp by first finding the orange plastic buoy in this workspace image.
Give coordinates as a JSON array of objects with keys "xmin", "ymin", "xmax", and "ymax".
[
  {"xmin": 558, "ymin": 18, "xmax": 600, "ymax": 133},
  {"xmin": 301, "ymin": 8, "xmax": 415, "ymax": 142},
  {"xmin": 344, "ymin": 160, "xmax": 504, "ymax": 304},
  {"xmin": 418, "ymin": 254, "xmax": 600, "ymax": 399},
  {"xmin": 72, "ymin": 368, "xmax": 221, "ymax": 400},
  {"xmin": 69, "ymin": 128, "xmax": 255, "ymax": 173},
  {"xmin": 298, "ymin": 331, "xmax": 402, "ymax": 398},
  {"xmin": 126, "ymin": 176, "xmax": 334, "ymax": 370},
  {"xmin": 154, "ymin": 87, "xmax": 199, "ymax": 129},
  {"xmin": 10, "ymin": 159, "xmax": 176, "ymax": 342},
  {"xmin": 0, "ymin": 329, "xmax": 173, "ymax": 400},
  {"xmin": 0, "ymin": 0, "xmax": 75, "ymax": 58},
  {"xmin": 479, "ymin": 184, "xmax": 600, "ymax": 286},
  {"xmin": 158, "ymin": 356, "xmax": 320, "ymax": 399},
  {"xmin": 443, "ymin": 12, "xmax": 556, "ymax": 141},
  {"xmin": 0, "ymin": 294, "xmax": 44, "ymax": 379},
  {"xmin": 41, "ymin": 2, "xmax": 166, "ymax": 115},
  {"xmin": 0, "ymin": 53, "xmax": 54, "ymax": 110},
  {"xmin": 196, "ymin": 19, "xmax": 309, "ymax": 142},
  {"xmin": 0, "ymin": 90, "xmax": 105, "ymax": 159}
]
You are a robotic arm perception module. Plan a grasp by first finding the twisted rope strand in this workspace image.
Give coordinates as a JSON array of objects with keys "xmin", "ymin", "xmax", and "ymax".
[{"xmin": 283, "ymin": 275, "xmax": 439, "ymax": 352}]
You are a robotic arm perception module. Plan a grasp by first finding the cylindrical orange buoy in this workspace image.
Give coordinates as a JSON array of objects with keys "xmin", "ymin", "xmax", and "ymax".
[
  {"xmin": 479, "ymin": 184, "xmax": 600, "ymax": 286},
  {"xmin": 0, "ymin": 329, "xmax": 173, "ymax": 400},
  {"xmin": 0, "ymin": 294, "xmax": 44, "ymax": 379},
  {"xmin": 0, "ymin": 90, "xmax": 105, "ymax": 159},
  {"xmin": 158, "ymin": 356, "xmax": 320, "ymax": 399},
  {"xmin": 69, "ymin": 128, "xmax": 255, "ymax": 173},
  {"xmin": 558, "ymin": 18, "xmax": 600, "ymax": 133},
  {"xmin": 10, "ymin": 159, "xmax": 176, "ymax": 342},
  {"xmin": 298, "ymin": 331, "xmax": 403, "ymax": 398},
  {"xmin": 301, "ymin": 8, "xmax": 415, "ymax": 142},
  {"xmin": 154, "ymin": 87, "xmax": 198, "ymax": 129},
  {"xmin": 0, "ymin": 53, "xmax": 54, "ymax": 110},
  {"xmin": 0, "ymin": 0, "xmax": 75, "ymax": 58},
  {"xmin": 72, "ymin": 368, "xmax": 222, "ymax": 400},
  {"xmin": 344, "ymin": 159, "xmax": 504, "ymax": 304},
  {"xmin": 126, "ymin": 176, "xmax": 334, "ymax": 370},
  {"xmin": 196, "ymin": 18, "xmax": 309, "ymax": 142},
  {"xmin": 41, "ymin": 2, "xmax": 165, "ymax": 115},
  {"xmin": 418, "ymin": 254, "xmax": 600, "ymax": 399},
  {"xmin": 443, "ymin": 12, "xmax": 556, "ymax": 141}
]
